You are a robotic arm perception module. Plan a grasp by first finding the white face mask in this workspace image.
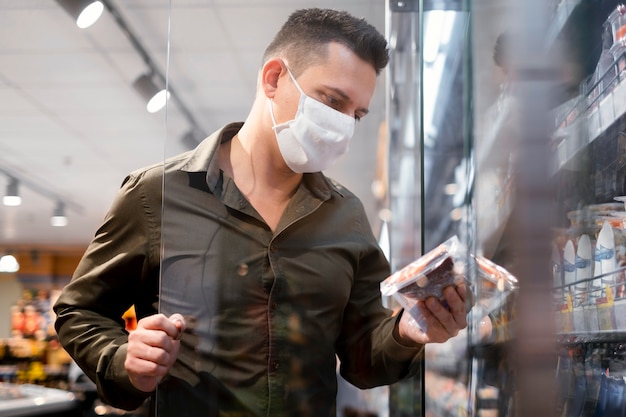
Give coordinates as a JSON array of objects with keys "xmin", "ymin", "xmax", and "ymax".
[{"xmin": 269, "ymin": 67, "xmax": 355, "ymax": 173}]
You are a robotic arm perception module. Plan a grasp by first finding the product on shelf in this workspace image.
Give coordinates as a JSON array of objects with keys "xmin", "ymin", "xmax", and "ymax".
[
  {"xmin": 554, "ymin": 198, "xmax": 626, "ymax": 334},
  {"xmin": 563, "ymin": 239, "xmax": 576, "ymax": 288},
  {"xmin": 575, "ymin": 234, "xmax": 592, "ymax": 304}
]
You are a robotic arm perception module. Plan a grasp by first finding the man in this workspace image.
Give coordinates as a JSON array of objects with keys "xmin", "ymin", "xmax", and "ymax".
[{"xmin": 54, "ymin": 8, "xmax": 467, "ymax": 417}]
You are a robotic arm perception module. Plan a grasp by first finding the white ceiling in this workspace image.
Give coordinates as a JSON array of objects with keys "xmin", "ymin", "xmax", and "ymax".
[{"xmin": 0, "ymin": 0, "xmax": 387, "ymax": 247}]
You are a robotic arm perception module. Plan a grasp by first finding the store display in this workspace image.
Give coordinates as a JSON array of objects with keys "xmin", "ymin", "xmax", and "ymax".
[
  {"xmin": 0, "ymin": 286, "xmax": 146, "ymax": 416},
  {"xmin": 554, "ymin": 204, "xmax": 626, "ymax": 335},
  {"xmin": 549, "ymin": 2, "xmax": 626, "ymax": 415}
]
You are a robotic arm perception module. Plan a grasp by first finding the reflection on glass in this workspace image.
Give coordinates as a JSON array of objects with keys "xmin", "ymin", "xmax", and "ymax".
[{"xmin": 157, "ymin": 4, "xmax": 441, "ymax": 417}]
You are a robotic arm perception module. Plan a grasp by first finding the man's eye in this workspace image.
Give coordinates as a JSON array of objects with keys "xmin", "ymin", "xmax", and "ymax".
[
  {"xmin": 325, "ymin": 95, "xmax": 340, "ymax": 107},
  {"xmin": 354, "ymin": 114, "xmax": 362, "ymax": 122}
]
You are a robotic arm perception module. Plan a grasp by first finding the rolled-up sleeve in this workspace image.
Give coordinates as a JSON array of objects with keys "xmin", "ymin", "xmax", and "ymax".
[
  {"xmin": 335, "ymin": 217, "xmax": 423, "ymax": 389},
  {"xmin": 54, "ymin": 168, "xmax": 162, "ymax": 410}
]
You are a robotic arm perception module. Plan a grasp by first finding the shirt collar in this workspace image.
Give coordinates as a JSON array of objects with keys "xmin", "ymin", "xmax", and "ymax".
[{"xmin": 179, "ymin": 122, "xmax": 344, "ymax": 200}]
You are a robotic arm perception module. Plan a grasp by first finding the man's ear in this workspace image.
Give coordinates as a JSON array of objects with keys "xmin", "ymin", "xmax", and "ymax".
[{"xmin": 261, "ymin": 58, "xmax": 286, "ymax": 99}]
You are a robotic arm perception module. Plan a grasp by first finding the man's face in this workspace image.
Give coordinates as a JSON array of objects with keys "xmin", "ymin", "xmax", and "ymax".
[{"xmin": 278, "ymin": 42, "xmax": 378, "ymax": 123}]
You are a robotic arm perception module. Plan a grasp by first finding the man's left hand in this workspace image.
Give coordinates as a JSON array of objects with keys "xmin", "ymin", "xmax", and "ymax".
[{"xmin": 398, "ymin": 283, "xmax": 468, "ymax": 345}]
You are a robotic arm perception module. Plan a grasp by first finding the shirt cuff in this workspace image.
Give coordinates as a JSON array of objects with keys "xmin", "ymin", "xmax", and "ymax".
[
  {"xmin": 99, "ymin": 343, "xmax": 152, "ymax": 409},
  {"xmin": 386, "ymin": 310, "xmax": 424, "ymax": 361}
]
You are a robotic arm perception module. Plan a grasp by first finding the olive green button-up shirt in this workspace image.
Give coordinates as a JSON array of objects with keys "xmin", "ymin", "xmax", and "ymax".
[{"xmin": 54, "ymin": 123, "xmax": 423, "ymax": 417}]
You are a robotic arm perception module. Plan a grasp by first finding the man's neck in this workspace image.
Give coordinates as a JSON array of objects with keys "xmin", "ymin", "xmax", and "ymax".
[{"xmin": 220, "ymin": 130, "xmax": 301, "ymax": 202}]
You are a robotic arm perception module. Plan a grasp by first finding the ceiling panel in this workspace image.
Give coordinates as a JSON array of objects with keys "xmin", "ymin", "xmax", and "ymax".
[{"xmin": 0, "ymin": 0, "xmax": 387, "ymax": 247}]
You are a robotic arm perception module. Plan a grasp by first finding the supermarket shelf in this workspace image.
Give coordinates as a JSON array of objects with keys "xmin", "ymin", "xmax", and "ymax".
[
  {"xmin": 553, "ymin": 74, "xmax": 626, "ymax": 174},
  {"xmin": 557, "ymin": 330, "xmax": 626, "ymax": 344}
]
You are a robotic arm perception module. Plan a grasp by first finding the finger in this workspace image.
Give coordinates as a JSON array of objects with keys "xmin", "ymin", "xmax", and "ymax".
[
  {"xmin": 443, "ymin": 284, "xmax": 465, "ymax": 307},
  {"xmin": 128, "ymin": 334, "xmax": 175, "ymax": 365},
  {"xmin": 455, "ymin": 283, "xmax": 468, "ymax": 303},
  {"xmin": 125, "ymin": 355, "xmax": 170, "ymax": 393},
  {"xmin": 459, "ymin": 283, "xmax": 477, "ymax": 308},
  {"xmin": 416, "ymin": 300, "xmax": 434, "ymax": 324},
  {"xmin": 126, "ymin": 348, "xmax": 172, "ymax": 374},
  {"xmin": 136, "ymin": 313, "xmax": 168, "ymax": 330},
  {"xmin": 443, "ymin": 286, "xmax": 468, "ymax": 327},
  {"xmin": 129, "ymin": 325, "xmax": 173, "ymax": 349},
  {"xmin": 138, "ymin": 314, "xmax": 182, "ymax": 340},
  {"xmin": 415, "ymin": 301, "xmax": 451, "ymax": 343},
  {"xmin": 424, "ymin": 297, "xmax": 462, "ymax": 337},
  {"xmin": 169, "ymin": 314, "xmax": 186, "ymax": 340}
]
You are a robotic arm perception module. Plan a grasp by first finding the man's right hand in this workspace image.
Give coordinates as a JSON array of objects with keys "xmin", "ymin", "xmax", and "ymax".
[{"xmin": 125, "ymin": 313, "xmax": 185, "ymax": 392}]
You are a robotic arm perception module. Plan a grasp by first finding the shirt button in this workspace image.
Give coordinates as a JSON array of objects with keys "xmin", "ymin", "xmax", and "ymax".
[
  {"xmin": 271, "ymin": 302, "xmax": 278, "ymax": 310},
  {"xmin": 271, "ymin": 360, "xmax": 279, "ymax": 370},
  {"xmin": 237, "ymin": 264, "xmax": 248, "ymax": 276}
]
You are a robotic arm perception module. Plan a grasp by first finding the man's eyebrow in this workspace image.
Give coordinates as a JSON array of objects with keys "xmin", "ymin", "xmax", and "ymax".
[{"xmin": 323, "ymin": 85, "xmax": 370, "ymax": 115}]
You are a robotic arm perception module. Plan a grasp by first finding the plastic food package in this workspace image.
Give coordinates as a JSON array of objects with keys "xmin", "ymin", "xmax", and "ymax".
[
  {"xmin": 380, "ymin": 235, "xmax": 518, "ymax": 334},
  {"xmin": 472, "ymin": 256, "xmax": 518, "ymax": 315},
  {"xmin": 380, "ymin": 236, "xmax": 468, "ymax": 331}
]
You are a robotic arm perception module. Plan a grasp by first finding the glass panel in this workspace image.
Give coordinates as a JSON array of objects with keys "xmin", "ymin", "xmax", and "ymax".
[
  {"xmin": 472, "ymin": 0, "xmax": 566, "ymax": 415},
  {"xmin": 4, "ymin": 2, "xmax": 169, "ymax": 416},
  {"xmin": 420, "ymin": 5, "xmax": 474, "ymax": 415},
  {"xmin": 385, "ymin": 3, "xmax": 425, "ymax": 414},
  {"xmin": 387, "ymin": 0, "xmax": 566, "ymax": 414},
  {"xmin": 471, "ymin": 2, "xmax": 520, "ymax": 415},
  {"xmin": 385, "ymin": 1, "xmax": 474, "ymax": 415},
  {"xmin": 158, "ymin": 2, "xmax": 393, "ymax": 417}
]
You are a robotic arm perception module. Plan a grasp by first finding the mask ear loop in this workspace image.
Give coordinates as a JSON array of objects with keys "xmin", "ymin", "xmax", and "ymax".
[
  {"xmin": 268, "ymin": 97, "xmax": 280, "ymax": 129},
  {"xmin": 270, "ymin": 61, "xmax": 307, "ymax": 128},
  {"xmin": 284, "ymin": 65, "xmax": 306, "ymax": 97}
]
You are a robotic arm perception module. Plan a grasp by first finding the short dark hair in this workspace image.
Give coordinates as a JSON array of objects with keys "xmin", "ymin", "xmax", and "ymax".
[{"xmin": 263, "ymin": 8, "xmax": 389, "ymax": 75}]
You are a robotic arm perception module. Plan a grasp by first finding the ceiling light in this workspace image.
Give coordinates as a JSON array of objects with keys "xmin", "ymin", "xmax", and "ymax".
[
  {"xmin": 56, "ymin": 0, "xmax": 104, "ymax": 29},
  {"xmin": 133, "ymin": 73, "xmax": 170, "ymax": 113},
  {"xmin": 3, "ymin": 177, "xmax": 21, "ymax": 206},
  {"xmin": 0, "ymin": 255, "xmax": 19, "ymax": 273},
  {"xmin": 51, "ymin": 202, "xmax": 69, "ymax": 227}
]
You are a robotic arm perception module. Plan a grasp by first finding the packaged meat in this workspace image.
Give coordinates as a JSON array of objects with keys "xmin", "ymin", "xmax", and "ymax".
[{"xmin": 381, "ymin": 235, "xmax": 518, "ymax": 335}]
